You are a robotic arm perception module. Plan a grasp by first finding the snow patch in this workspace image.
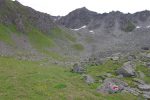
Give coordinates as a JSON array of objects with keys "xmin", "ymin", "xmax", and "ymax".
[
  {"xmin": 71, "ymin": 25, "xmax": 87, "ymax": 31},
  {"xmin": 53, "ymin": 17, "xmax": 62, "ymax": 22},
  {"xmin": 146, "ymin": 25, "xmax": 150, "ymax": 28},
  {"xmin": 89, "ymin": 30, "xmax": 95, "ymax": 34},
  {"xmin": 136, "ymin": 26, "xmax": 141, "ymax": 29},
  {"xmin": 89, "ymin": 30, "xmax": 94, "ymax": 33}
]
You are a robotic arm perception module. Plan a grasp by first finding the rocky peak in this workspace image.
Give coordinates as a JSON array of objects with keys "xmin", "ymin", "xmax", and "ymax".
[{"xmin": 58, "ymin": 7, "xmax": 97, "ymax": 29}]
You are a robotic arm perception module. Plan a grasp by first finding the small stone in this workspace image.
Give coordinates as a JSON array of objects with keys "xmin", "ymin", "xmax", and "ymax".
[
  {"xmin": 111, "ymin": 56, "xmax": 119, "ymax": 61},
  {"xmin": 116, "ymin": 75, "xmax": 124, "ymax": 78},
  {"xmin": 83, "ymin": 74, "xmax": 95, "ymax": 84},
  {"xmin": 72, "ymin": 63, "xmax": 85, "ymax": 74},
  {"xmin": 104, "ymin": 73, "xmax": 113, "ymax": 78},
  {"xmin": 128, "ymin": 55, "xmax": 136, "ymax": 61},
  {"xmin": 99, "ymin": 80, "xmax": 103, "ymax": 83},
  {"xmin": 138, "ymin": 71, "xmax": 145, "ymax": 79}
]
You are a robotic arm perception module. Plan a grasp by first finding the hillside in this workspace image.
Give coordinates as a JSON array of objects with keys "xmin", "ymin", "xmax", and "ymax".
[{"xmin": 0, "ymin": 0, "xmax": 84, "ymax": 64}]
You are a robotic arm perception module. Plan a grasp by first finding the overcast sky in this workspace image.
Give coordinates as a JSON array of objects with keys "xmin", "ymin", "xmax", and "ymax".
[{"xmin": 17, "ymin": 0, "xmax": 150, "ymax": 16}]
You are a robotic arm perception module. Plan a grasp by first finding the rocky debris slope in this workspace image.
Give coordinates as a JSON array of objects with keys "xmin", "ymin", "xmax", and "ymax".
[
  {"xmin": 71, "ymin": 51, "xmax": 150, "ymax": 99},
  {"xmin": 57, "ymin": 7, "xmax": 150, "ymax": 57}
]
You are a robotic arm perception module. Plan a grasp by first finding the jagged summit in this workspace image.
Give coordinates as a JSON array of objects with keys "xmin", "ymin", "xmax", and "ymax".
[
  {"xmin": 57, "ymin": 7, "xmax": 97, "ymax": 29},
  {"xmin": 57, "ymin": 7, "xmax": 150, "ymax": 32}
]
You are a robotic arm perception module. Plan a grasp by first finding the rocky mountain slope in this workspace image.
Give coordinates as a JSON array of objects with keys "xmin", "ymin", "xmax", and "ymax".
[
  {"xmin": 1, "ymin": 0, "xmax": 150, "ymax": 61},
  {"xmin": 0, "ymin": 0, "xmax": 84, "ymax": 63},
  {"xmin": 57, "ymin": 7, "xmax": 150, "ymax": 58}
]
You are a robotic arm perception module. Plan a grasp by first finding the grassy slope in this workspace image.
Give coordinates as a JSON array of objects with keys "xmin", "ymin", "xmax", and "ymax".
[
  {"xmin": 0, "ymin": 24, "xmax": 15, "ymax": 45},
  {"xmin": 0, "ymin": 23, "xmax": 82, "ymax": 61},
  {"xmin": 27, "ymin": 27, "xmax": 73, "ymax": 61},
  {"xmin": 0, "ymin": 57, "xmax": 137, "ymax": 100},
  {"xmin": 0, "ymin": 24, "xmax": 137, "ymax": 99}
]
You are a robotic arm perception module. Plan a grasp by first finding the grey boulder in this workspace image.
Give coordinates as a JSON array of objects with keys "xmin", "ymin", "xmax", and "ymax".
[
  {"xmin": 138, "ymin": 84, "xmax": 150, "ymax": 91},
  {"xmin": 72, "ymin": 63, "xmax": 85, "ymax": 74},
  {"xmin": 116, "ymin": 61, "xmax": 136, "ymax": 77},
  {"xmin": 83, "ymin": 74, "xmax": 95, "ymax": 84},
  {"xmin": 143, "ymin": 92, "xmax": 150, "ymax": 99}
]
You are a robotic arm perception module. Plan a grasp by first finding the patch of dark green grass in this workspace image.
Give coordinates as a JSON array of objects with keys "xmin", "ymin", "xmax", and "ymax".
[
  {"xmin": 54, "ymin": 83, "xmax": 67, "ymax": 89},
  {"xmin": 72, "ymin": 43, "xmax": 84, "ymax": 51}
]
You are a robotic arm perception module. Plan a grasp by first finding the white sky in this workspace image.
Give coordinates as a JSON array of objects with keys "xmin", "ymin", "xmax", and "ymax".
[{"xmin": 17, "ymin": 0, "xmax": 150, "ymax": 16}]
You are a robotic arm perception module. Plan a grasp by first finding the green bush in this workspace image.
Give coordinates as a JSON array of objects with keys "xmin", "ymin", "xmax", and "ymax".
[{"xmin": 123, "ymin": 21, "xmax": 136, "ymax": 32}]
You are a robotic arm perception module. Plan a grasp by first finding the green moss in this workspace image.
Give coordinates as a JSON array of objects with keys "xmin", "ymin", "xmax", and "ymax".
[
  {"xmin": 123, "ymin": 21, "xmax": 136, "ymax": 32},
  {"xmin": 87, "ymin": 60, "xmax": 121, "ymax": 78},
  {"xmin": 28, "ymin": 28, "xmax": 54, "ymax": 49},
  {"xmin": 72, "ymin": 43, "xmax": 84, "ymax": 51},
  {"xmin": 28, "ymin": 28, "xmax": 71, "ymax": 61},
  {"xmin": 54, "ymin": 83, "xmax": 67, "ymax": 89}
]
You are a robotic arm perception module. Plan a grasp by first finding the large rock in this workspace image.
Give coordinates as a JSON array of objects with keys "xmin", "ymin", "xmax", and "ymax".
[
  {"xmin": 138, "ymin": 84, "xmax": 150, "ymax": 91},
  {"xmin": 127, "ymin": 55, "xmax": 136, "ymax": 61},
  {"xmin": 83, "ymin": 74, "xmax": 95, "ymax": 84},
  {"xmin": 143, "ymin": 92, "xmax": 150, "ymax": 99},
  {"xmin": 146, "ymin": 53, "xmax": 150, "ymax": 58},
  {"xmin": 116, "ymin": 61, "xmax": 136, "ymax": 77},
  {"xmin": 111, "ymin": 56, "xmax": 119, "ymax": 61},
  {"xmin": 71, "ymin": 63, "xmax": 85, "ymax": 74},
  {"xmin": 146, "ymin": 62, "xmax": 150, "ymax": 68},
  {"xmin": 97, "ymin": 78, "xmax": 128, "ymax": 94}
]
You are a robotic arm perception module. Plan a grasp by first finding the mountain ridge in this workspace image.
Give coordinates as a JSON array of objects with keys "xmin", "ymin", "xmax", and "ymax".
[{"xmin": 57, "ymin": 7, "xmax": 150, "ymax": 32}]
